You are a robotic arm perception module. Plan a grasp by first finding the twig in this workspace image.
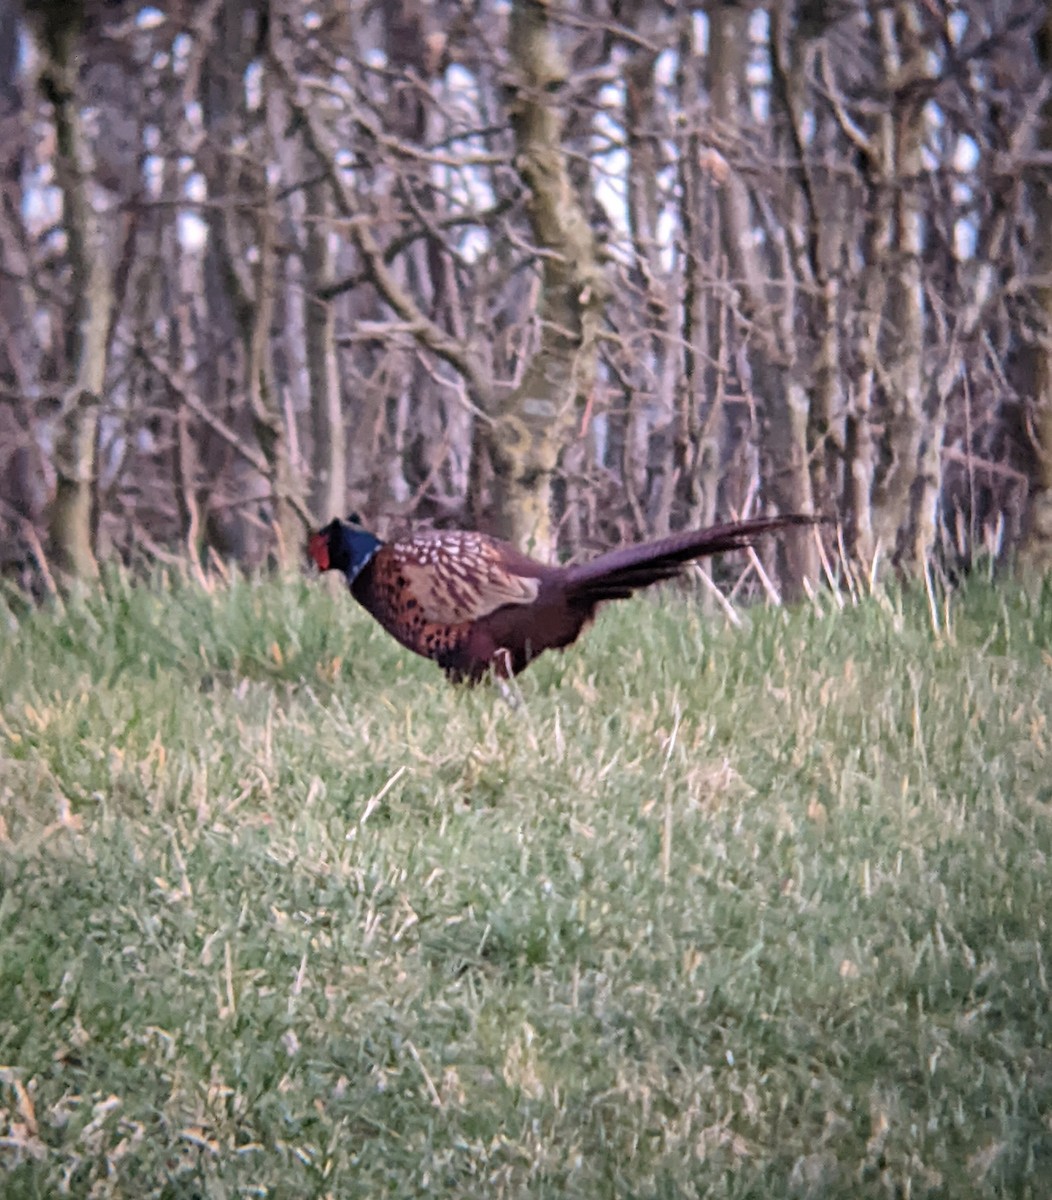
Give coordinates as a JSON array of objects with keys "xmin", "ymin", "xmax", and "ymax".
[
  {"xmin": 690, "ymin": 564, "xmax": 743, "ymax": 628},
  {"xmin": 747, "ymin": 545, "xmax": 782, "ymax": 605},
  {"xmin": 267, "ymin": 36, "xmax": 493, "ymax": 410},
  {"xmin": 405, "ymin": 1040, "xmax": 443, "ymax": 1109}
]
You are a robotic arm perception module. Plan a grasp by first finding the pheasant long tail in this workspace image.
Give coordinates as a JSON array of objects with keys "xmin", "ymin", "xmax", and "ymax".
[{"xmin": 562, "ymin": 515, "xmax": 820, "ymax": 604}]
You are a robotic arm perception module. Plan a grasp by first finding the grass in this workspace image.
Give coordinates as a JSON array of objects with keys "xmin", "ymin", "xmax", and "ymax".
[{"xmin": 0, "ymin": 568, "xmax": 1050, "ymax": 1198}]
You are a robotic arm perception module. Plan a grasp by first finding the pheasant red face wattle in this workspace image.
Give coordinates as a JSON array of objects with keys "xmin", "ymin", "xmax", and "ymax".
[{"xmin": 307, "ymin": 532, "xmax": 330, "ymax": 571}]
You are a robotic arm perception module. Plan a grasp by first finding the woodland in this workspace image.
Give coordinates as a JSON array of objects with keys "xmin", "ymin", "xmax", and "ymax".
[
  {"xmin": 4, "ymin": 5, "xmax": 1052, "ymax": 1193},
  {"xmin": 2, "ymin": 0, "xmax": 1052, "ymax": 594}
]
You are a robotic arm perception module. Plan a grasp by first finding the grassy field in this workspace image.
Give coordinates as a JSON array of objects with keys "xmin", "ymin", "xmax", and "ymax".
[{"xmin": 0, "ymin": 567, "xmax": 1050, "ymax": 1198}]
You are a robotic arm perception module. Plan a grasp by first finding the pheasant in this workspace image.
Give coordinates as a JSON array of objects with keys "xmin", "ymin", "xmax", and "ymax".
[{"xmin": 308, "ymin": 514, "xmax": 818, "ymax": 684}]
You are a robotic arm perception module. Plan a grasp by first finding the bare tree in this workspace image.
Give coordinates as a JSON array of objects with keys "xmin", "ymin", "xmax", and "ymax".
[
  {"xmin": 483, "ymin": 0, "xmax": 608, "ymax": 557},
  {"xmin": 303, "ymin": 175, "xmax": 346, "ymax": 525},
  {"xmin": 867, "ymin": 0, "xmax": 931, "ymax": 569},
  {"xmin": 200, "ymin": 0, "xmax": 308, "ymax": 564},
  {"xmin": 0, "ymin": 0, "xmax": 43, "ymax": 557},
  {"xmin": 709, "ymin": 4, "xmax": 816, "ymax": 597},
  {"xmin": 34, "ymin": 2, "xmax": 114, "ymax": 579},
  {"xmin": 1021, "ymin": 1, "xmax": 1052, "ymax": 570}
]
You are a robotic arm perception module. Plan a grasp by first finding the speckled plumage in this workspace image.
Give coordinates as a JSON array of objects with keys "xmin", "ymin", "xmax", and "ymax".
[{"xmin": 309, "ymin": 514, "xmax": 818, "ymax": 684}]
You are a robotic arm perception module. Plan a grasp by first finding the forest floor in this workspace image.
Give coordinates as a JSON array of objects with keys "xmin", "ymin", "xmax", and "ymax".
[{"xmin": 1, "ymin": 569, "xmax": 1050, "ymax": 1198}]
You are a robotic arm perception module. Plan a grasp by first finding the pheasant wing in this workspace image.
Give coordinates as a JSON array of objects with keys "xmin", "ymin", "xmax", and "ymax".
[{"xmin": 391, "ymin": 532, "xmax": 541, "ymax": 624}]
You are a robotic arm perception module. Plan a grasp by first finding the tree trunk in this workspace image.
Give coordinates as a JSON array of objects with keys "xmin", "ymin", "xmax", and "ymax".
[
  {"xmin": 843, "ymin": 171, "xmax": 891, "ymax": 567},
  {"xmin": 710, "ymin": 4, "xmax": 816, "ymax": 597},
  {"xmin": 203, "ymin": 4, "xmax": 306, "ymax": 566},
  {"xmin": 623, "ymin": 41, "xmax": 672, "ymax": 531},
  {"xmin": 244, "ymin": 174, "xmax": 306, "ymax": 564},
  {"xmin": 37, "ymin": 3, "xmax": 112, "ymax": 580},
  {"xmin": 489, "ymin": 0, "xmax": 608, "ymax": 558},
  {"xmin": 0, "ymin": 0, "xmax": 43, "ymax": 536},
  {"xmin": 1020, "ymin": 3, "xmax": 1052, "ymax": 571},
  {"xmin": 769, "ymin": 7, "xmax": 843, "ymax": 521},
  {"xmin": 870, "ymin": 0, "xmax": 929, "ymax": 570},
  {"xmin": 304, "ymin": 181, "xmax": 346, "ymax": 525},
  {"xmin": 675, "ymin": 14, "xmax": 720, "ymax": 534}
]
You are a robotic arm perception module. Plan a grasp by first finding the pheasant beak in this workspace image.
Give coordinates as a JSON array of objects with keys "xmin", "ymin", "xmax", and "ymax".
[{"xmin": 307, "ymin": 532, "xmax": 330, "ymax": 571}]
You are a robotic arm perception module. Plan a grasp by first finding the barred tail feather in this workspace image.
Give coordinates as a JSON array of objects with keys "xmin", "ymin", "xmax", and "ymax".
[{"xmin": 563, "ymin": 515, "xmax": 820, "ymax": 604}]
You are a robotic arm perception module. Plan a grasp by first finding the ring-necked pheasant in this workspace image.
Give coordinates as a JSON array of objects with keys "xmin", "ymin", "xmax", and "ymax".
[{"xmin": 308, "ymin": 514, "xmax": 818, "ymax": 684}]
